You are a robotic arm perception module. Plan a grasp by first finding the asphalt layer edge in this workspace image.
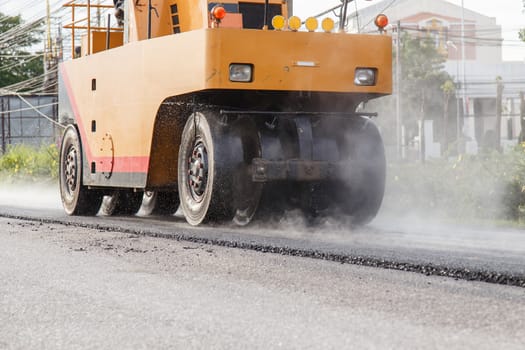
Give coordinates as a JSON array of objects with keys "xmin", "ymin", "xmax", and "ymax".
[{"xmin": 1, "ymin": 212, "xmax": 524, "ymax": 288}]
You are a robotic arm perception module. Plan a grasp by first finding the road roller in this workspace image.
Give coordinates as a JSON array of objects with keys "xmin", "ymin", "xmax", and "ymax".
[{"xmin": 58, "ymin": 0, "xmax": 392, "ymax": 226}]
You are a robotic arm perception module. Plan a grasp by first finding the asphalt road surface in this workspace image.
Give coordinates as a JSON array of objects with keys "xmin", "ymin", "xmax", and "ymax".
[{"xmin": 1, "ymin": 184, "xmax": 525, "ymax": 349}]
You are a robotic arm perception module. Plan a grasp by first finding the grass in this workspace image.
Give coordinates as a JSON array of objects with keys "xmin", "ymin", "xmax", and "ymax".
[
  {"xmin": 384, "ymin": 146, "xmax": 525, "ymax": 225},
  {"xmin": 0, "ymin": 143, "xmax": 58, "ymax": 182}
]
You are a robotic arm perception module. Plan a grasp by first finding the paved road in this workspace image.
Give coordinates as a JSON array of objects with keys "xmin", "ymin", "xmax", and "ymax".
[
  {"xmin": 1, "ymin": 186, "xmax": 525, "ymax": 286},
  {"xmin": 1, "ymin": 217, "xmax": 525, "ymax": 349}
]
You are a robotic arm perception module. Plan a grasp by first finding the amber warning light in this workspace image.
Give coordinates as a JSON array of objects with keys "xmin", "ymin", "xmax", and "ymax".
[{"xmin": 375, "ymin": 14, "xmax": 389, "ymax": 32}]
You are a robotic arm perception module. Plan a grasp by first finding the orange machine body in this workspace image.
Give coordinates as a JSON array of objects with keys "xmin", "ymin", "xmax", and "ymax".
[{"xmin": 59, "ymin": 0, "xmax": 392, "ymax": 191}]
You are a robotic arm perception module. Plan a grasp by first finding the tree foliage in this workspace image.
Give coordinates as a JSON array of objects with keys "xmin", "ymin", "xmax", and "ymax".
[
  {"xmin": 0, "ymin": 12, "xmax": 44, "ymax": 90},
  {"xmin": 398, "ymin": 33, "xmax": 451, "ymax": 122},
  {"xmin": 369, "ymin": 31, "xmax": 452, "ymax": 148}
]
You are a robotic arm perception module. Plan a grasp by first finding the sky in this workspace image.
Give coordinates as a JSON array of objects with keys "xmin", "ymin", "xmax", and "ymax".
[
  {"xmin": 293, "ymin": 0, "xmax": 525, "ymax": 61},
  {"xmin": 1, "ymin": 0, "xmax": 524, "ymax": 61}
]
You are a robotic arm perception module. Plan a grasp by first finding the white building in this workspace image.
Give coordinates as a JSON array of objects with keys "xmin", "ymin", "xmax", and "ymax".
[{"xmin": 349, "ymin": 0, "xmax": 525, "ymax": 155}]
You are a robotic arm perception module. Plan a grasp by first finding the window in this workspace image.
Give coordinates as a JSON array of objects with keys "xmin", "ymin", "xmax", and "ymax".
[
  {"xmin": 170, "ymin": 3, "xmax": 181, "ymax": 34},
  {"xmin": 238, "ymin": 3, "xmax": 282, "ymax": 29}
]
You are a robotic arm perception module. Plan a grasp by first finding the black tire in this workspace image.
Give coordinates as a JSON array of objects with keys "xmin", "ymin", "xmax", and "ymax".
[
  {"xmin": 337, "ymin": 117, "xmax": 386, "ymax": 224},
  {"xmin": 99, "ymin": 190, "xmax": 143, "ymax": 216},
  {"xmin": 297, "ymin": 117, "xmax": 386, "ymax": 225},
  {"xmin": 139, "ymin": 191, "xmax": 180, "ymax": 216},
  {"xmin": 231, "ymin": 118, "xmax": 263, "ymax": 226},
  {"xmin": 178, "ymin": 111, "xmax": 254, "ymax": 226},
  {"xmin": 59, "ymin": 125, "xmax": 103, "ymax": 215}
]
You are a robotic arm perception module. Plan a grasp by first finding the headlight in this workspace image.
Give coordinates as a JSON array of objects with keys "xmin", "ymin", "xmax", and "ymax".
[
  {"xmin": 229, "ymin": 64, "xmax": 253, "ymax": 83},
  {"xmin": 354, "ymin": 68, "xmax": 377, "ymax": 86}
]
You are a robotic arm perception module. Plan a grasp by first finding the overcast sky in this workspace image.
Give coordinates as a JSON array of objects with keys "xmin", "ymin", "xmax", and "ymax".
[{"xmin": 1, "ymin": 0, "xmax": 524, "ymax": 61}]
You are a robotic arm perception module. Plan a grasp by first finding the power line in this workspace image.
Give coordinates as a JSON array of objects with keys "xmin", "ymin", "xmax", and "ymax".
[{"xmin": 0, "ymin": 101, "xmax": 57, "ymax": 115}]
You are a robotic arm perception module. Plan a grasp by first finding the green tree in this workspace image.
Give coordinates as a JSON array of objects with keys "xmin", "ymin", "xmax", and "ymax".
[
  {"xmin": 399, "ymin": 32, "xmax": 451, "ymax": 125},
  {"xmin": 0, "ymin": 12, "xmax": 44, "ymax": 90},
  {"xmin": 369, "ymin": 31, "xmax": 452, "ymax": 157}
]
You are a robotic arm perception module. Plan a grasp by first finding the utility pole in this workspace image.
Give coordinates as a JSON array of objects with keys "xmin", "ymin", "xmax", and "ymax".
[
  {"xmin": 519, "ymin": 92, "xmax": 525, "ymax": 143},
  {"xmin": 43, "ymin": 0, "xmax": 61, "ymax": 93},
  {"xmin": 446, "ymin": 40, "xmax": 461, "ymax": 155},
  {"xmin": 460, "ymin": 0, "xmax": 466, "ymax": 124},
  {"xmin": 495, "ymin": 77, "xmax": 504, "ymax": 152},
  {"xmin": 43, "ymin": 0, "xmax": 54, "ymax": 92},
  {"xmin": 395, "ymin": 20, "xmax": 402, "ymax": 159}
]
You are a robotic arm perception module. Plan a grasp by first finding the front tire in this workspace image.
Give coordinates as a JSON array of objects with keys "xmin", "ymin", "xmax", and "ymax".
[{"xmin": 59, "ymin": 126, "xmax": 102, "ymax": 215}]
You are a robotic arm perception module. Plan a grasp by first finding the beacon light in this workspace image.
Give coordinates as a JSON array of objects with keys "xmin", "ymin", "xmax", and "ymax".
[
  {"xmin": 321, "ymin": 18, "xmax": 335, "ymax": 33},
  {"xmin": 375, "ymin": 14, "xmax": 389, "ymax": 31},
  {"xmin": 272, "ymin": 15, "xmax": 286, "ymax": 30},
  {"xmin": 288, "ymin": 16, "xmax": 301, "ymax": 31},
  {"xmin": 211, "ymin": 5, "xmax": 226, "ymax": 21},
  {"xmin": 305, "ymin": 17, "xmax": 318, "ymax": 32}
]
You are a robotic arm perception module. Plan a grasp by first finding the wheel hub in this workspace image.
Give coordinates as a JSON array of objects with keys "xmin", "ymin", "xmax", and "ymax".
[
  {"xmin": 65, "ymin": 146, "xmax": 78, "ymax": 194},
  {"xmin": 187, "ymin": 140, "xmax": 208, "ymax": 201}
]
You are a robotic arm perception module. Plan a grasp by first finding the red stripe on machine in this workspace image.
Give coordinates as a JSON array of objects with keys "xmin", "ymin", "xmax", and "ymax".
[{"xmin": 94, "ymin": 156, "xmax": 150, "ymax": 173}]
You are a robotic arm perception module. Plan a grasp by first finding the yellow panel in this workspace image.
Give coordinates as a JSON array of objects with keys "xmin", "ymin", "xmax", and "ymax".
[
  {"xmin": 86, "ymin": 31, "xmax": 124, "ymax": 55},
  {"xmin": 204, "ymin": 29, "xmax": 392, "ymax": 94}
]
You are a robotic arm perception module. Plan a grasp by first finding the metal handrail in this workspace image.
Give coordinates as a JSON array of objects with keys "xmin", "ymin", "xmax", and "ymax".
[{"xmin": 63, "ymin": 0, "xmax": 121, "ymax": 57}]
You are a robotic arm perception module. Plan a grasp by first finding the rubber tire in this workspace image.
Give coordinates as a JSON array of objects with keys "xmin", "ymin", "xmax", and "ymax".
[
  {"xmin": 230, "ymin": 117, "xmax": 262, "ymax": 226},
  {"xmin": 59, "ymin": 125, "xmax": 103, "ymax": 216},
  {"xmin": 178, "ymin": 111, "xmax": 239, "ymax": 226},
  {"xmin": 99, "ymin": 190, "xmax": 143, "ymax": 216},
  {"xmin": 140, "ymin": 191, "xmax": 180, "ymax": 216},
  {"xmin": 337, "ymin": 117, "xmax": 386, "ymax": 225},
  {"xmin": 297, "ymin": 117, "xmax": 386, "ymax": 225}
]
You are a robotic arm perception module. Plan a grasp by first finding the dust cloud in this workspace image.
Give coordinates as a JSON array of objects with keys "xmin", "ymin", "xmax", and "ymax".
[{"xmin": 0, "ymin": 181, "xmax": 62, "ymax": 210}]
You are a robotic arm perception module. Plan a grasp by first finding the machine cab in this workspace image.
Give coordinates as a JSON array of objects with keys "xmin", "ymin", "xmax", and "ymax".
[{"xmin": 65, "ymin": 0, "xmax": 290, "ymax": 57}]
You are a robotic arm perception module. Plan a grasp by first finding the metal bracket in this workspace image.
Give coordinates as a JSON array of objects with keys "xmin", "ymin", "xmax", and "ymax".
[
  {"xmin": 251, "ymin": 158, "xmax": 343, "ymax": 182},
  {"xmin": 219, "ymin": 110, "xmax": 378, "ymax": 118}
]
